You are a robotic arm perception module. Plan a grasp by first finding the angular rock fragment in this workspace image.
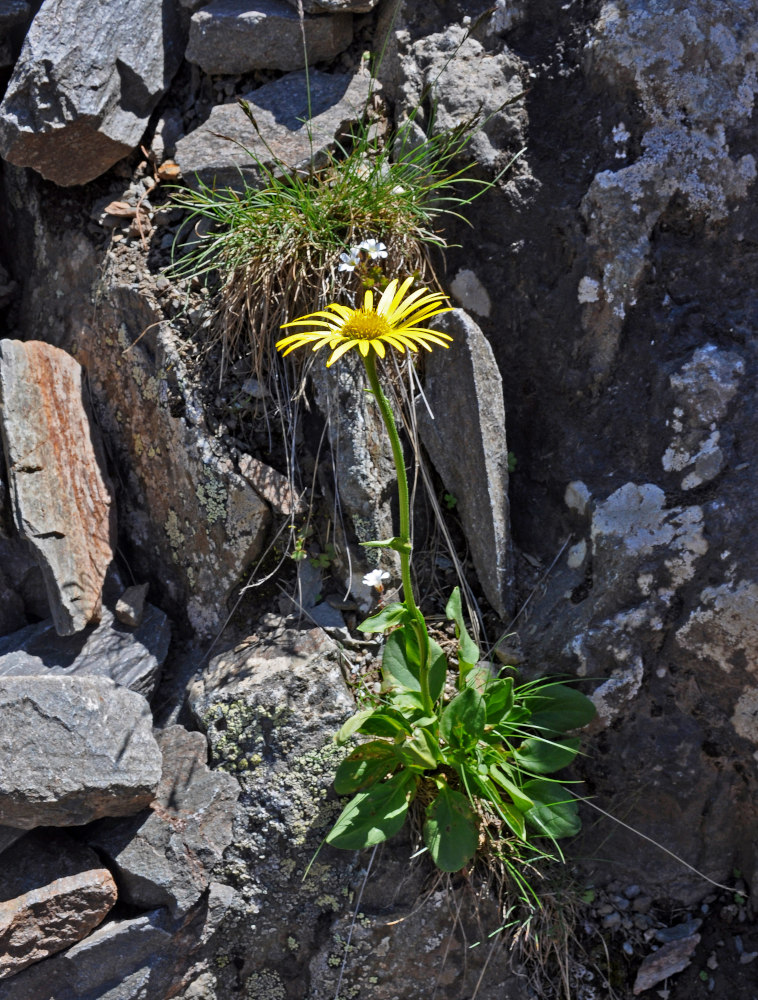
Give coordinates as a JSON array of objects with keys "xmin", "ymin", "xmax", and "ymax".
[
  {"xmin": 0, "ymin": 831, "xmax": 117, "ymax": 981},
  {"xmin": 174, "ymin": 68, "xmax": 371, "ymax": 191},
  {"xmin": 0, "ymin": 603, "xmax": 170, "ymax": 699},
  {"xmin": 114, "ymin": 583, "xmax": 150, "ymax": 629},
  {"xmin": 417, "ymin": 310, "xmax": 512, "ymax": 618},
  {"xmin": 89, "ymin": 725, "xmax": 239, "ymax": 918},
  {"xmin": 185, "ymin": 0, "xmax": 352, "ymax": 74},
  {"xmin": 0, "ymin": 340, "xmax": 115, "ymax": 636},
  {"xmin": 0, "ymin": 909, "xmax": 177, "ymax": 1000},
  {"xmin": 0, "ymin": 0, "xmax": 185, "ymax": 185},
  {"xmin": 633, "ymin": 933, "xmax": 701, "ymax": 994},
  {"xmin": 0, "ymin": 675, "xmax": 161, "ymax": 830}
]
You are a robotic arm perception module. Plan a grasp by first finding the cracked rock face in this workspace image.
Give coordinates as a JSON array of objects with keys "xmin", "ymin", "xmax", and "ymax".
[
  {"xmin": 0, "ymin": 340, "xmax": 115, "ymax": 636},
  {"xmin": 0, "ymin": 0, "xmax": 186, "ymax": 185},
  {"xmin": 0, "ymin": 675, "xmax": 161, "ymax": 829}
]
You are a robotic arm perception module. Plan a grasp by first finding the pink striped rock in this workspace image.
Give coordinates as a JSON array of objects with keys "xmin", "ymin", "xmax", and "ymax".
[{"xmin": 0, "ymin": 340, "xmax": 115, "ymax": 635}]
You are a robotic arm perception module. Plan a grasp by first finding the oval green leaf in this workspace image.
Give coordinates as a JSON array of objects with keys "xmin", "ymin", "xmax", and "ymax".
[
  {"xmin": 358, "ymin": 602, "xmax": 412, "ymax": 634},
  {"xmin": 513, "ymin": 736, "xmax": 580, "ymax": 775},
  {"xmin": 526, "ymin": 684, "xmax": 597, "ymax": 734},
  {"xmin": 423, "ymin": 785, "xmax": 479, "ymax": 872},
  {"xmin": 334, "ymin": 742, "xmax": 397, "ymax": 795},
  {"xmin": 522, "ymin": 779, "xmax": 581, "ymax": 839},
  {"xmin": 440, "ymin": 686, "xmax": 485, "ymax": 750},
  {"xmin": 326, "ymin": 770, "xmax": 415, "ymax": 850}
]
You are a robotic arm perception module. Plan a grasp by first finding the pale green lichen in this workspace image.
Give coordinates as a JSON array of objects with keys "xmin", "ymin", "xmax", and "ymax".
[
  {"xmin": 286, "ymin": 936, "xmax": 299, "ymax": 952},
  {"xmin": 196, "ymin": 473, "xmax": 228, "ymax": 526},
  {"xmin": 245, "ymin": 970, "xmax": 286, "ymax": 1000}
]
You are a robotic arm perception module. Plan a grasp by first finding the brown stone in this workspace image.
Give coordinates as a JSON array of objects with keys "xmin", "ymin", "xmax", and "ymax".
[
  {"xmin": 633, "ymin": 934, "xmax": 701, "ymax": 994},
  {"xmin": 0, "ymin": 831, "xmax": 117, "ymax": 981},
  {"xmin": 0, "ymin": 341, "xmax": 115, "ymax": 635}
]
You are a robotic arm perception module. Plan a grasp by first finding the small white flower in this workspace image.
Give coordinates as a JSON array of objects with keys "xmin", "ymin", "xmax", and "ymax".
[
  {"xmin": 362, "ymin": 569, "xmax": 390, "ymax": 590},
  {"xmin": 338, "ymin": 247, "xmax": 362, "ymax": 272},
  {"xmin": 359, "ymin": 238, "xmax": 388, "ymax": 260}
]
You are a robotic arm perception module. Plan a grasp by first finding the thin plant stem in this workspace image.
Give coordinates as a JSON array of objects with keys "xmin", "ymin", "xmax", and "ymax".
[{"xmin": 362, "ymin": 352, "xmax": 433, "ymax": 713}]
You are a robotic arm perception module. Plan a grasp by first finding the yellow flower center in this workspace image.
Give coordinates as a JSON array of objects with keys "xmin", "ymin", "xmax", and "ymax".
[{"xmin": 341, "ymin": 309, "xmax": 391, "ymax": 341}]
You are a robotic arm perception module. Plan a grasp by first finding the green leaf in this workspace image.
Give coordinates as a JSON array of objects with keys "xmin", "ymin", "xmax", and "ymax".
[
  {"xmin": 483, "ymin": 678, "xmax": 515, "ymax": 724},
  {"xmin": 440, "ymin": 687, "xmax": 485, "ymax": 750},
  {"xmin": 464, "ymin": 664, "xmax": 494, "ymax": 692},
  {"xmin": 428, "ymin": 638, "xmax": 447, "ymax": 704},
  {"xmin": 388, "ymin": 690, "xmax": 426, "ymax": 714},
  {"xmin": 334, "ymin": 742, "xmax": 397, "ymax": 794},
  {"xmin": 423, "ymin": 785, "xmax": 479, "ymax": 872},
  {"xmin": 527, "ymin": 684, "xmax": 597, "ymax": 734},
  {"xmin": 335, "ymin": 708, "xmax": 376, "ymax": 745},
  {"xmin": 326, "ymin": 770, "xmax": 416, "ymax": 850},
  {"xmin": 513, "ymin": 736, "xmax": 580, "ymax": 775},
  {"xmin": 361, "ymin": 536, "xmax": 412, "ymax": 555},
  {"xmin": 444, "ymin": 587, "xmax": 480, "ymax": 672},
  {"xmin": 399, "ymin": 727, "xmax": 440, "ymax": 769},
  {"xmin": 358, "ymin": 602, "xmax": 412, "ymax": 634},
  {"xmin": 382, "ymin": 625, "xmax": 421, "ymax": 691},
  {"xmin": 488, "ymin": 764, "xmax": 534, "ymax": 813},
  {"xmin": 522, "ymin": 779, "xmax": 581, "ymax": 839},
  {"xmin": 358, "ymin": 708, "xmax": 414, "ymax": 739}
]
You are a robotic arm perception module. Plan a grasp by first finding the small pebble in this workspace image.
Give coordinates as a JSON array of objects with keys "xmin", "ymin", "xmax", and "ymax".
[
  {"xmin": 602, "ymin": 912, "xmax": 622, "ymax": 930},
  {"xmin": 622, "ymin": 941, "xmax": 634, "ymax": 956},
  {"xmin": 625, "ymin": 885, "xmax": 641, "ymax": 899}
]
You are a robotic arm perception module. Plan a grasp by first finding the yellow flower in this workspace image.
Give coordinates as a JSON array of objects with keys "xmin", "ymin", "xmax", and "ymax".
[{"xmin": 276, "ymin": 277, "xmax": 453, "ymax": 368}]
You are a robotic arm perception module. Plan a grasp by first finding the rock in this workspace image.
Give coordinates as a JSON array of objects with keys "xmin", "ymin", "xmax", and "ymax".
[
  {"xmin": 174, "ymin": 68, "xmax": 371, "ymax": 191},
  {"xmin": 580, "ymin": 1, "xmax": 758, "ymax": 377},
  {"xmin": 0, "ymin": 828, "xmax": 23, "ymax": 856},
  {"xmin": 283, "ymin": 0, "xmax": 378, "ymax": 11},
  {"xmin": 71, "ymin": 285, "xmax": 272, "ymax": 636},
  {"xmin": 0, "ymin": 340, "xmax": 115, "ymax": 636},
  {"xmin": 0, "ymin": 831, "xmax": 117, "ymax": 981},
  {"xmin": 0, "ymin": 675, "xmax": 161, "ymax": 830},
  {"xmin": 0, "ymin": 603, "xmax": 171, "ymax": 700},
  {"xmin": 309, "ymin": 350, "xmax": 399, "ymax": 601},
  {"xmin": 661, "ymin": 344, "xmax": 744, "ymax": 490},
  {"xmin": 0, "ymin": 0, "xmax": 186, "ymax": 185},
  {"xmin": 238, "ymin": 454, "xmax": 304, "ymax": 517},
  {"xmin": 418, "ymin": 309, "xmax": 512, "ymax": 618},
  {"xmin": 89, "ymin": 725, "xmax": 239, "ymax": 918},
  {"xmin": 0, "ymin": 908, "xmax": 180, "ymax": 1000},
  {"xmin": 450, "ymin": 268, "xmax": 492, "ymax": 318},
  {"xmin": 632, "ymin": 933, "xmax": 701, "ymax": 994},
  {"xmin": 114, "ymin": 583, "xmax": 150, "ymax": 628},
  {"xmin": 185, "ymin": 0, "xmax": 352, "ymax": 75}
]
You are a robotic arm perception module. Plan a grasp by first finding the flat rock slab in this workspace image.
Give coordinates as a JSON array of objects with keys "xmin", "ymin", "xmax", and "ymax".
[
  {"xmin": 0, "ymin": 603, "xmax": 171, "ymax": 700},
  {"xmin": 0, "ymin": 831, "xmax": 117, "ymax": 981},
  {"xmin": 0, "ymin": 341, "xmax": 115, "ymax": 636},
  {"xmin": 0, "ymin": 0, "xmax": 185, "ymax": 185},
  {"xmin": 0, "ymin": 908, "xmax": 178, "ymax": 1000},
  {"xmin": 89, "ymin": 725, "xmax": 239, "ymax": 918},
  {"xmin": 418, "ymin": 310, "xmax": 512, "ymax": 618},
  {"xmin": 633, "ymin": 933, "xmax": 701, "ymax": 994},
  {"xmin": 175, "ymin": 67, "xmax": 370, "ymax": 191},
  {"xmin": 186, "ymin": 0, "xmax": 352, "ymax": 74},
  {"xmin": 0, "ymin": 675, "xmax": 161, "ymax": 830}
]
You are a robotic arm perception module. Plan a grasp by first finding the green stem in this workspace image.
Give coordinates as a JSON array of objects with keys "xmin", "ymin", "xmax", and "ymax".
[{"xmin": 362, "ymin": 352, "xmax": 433, "ymax": 714}]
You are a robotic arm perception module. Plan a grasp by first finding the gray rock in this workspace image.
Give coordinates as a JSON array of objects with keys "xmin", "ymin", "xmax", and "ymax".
[
  {"xmin": 175, "ymin": 68, "xmax": 370, "ymax": 191},
  {"xmin": 114, "ymin": 583, "xmax": 150, "ymax": 628},
  {"xmin": 309, "ymin": 350, "xmax": 399, "ymax": 604},
  {"xmin": 185, "ymin": 0, "xmax": 352, "ymax": 74},
  {"xmin": 0, "ymin": 340, "xmax": 116, "ymax": 636},
  {"xmin": 580, "ymin": 0, "xmax": 758, "ymax": 377},
  {"xmin": 89, "ymin": 725, "xmax": 239, "ymax": 918},
  {"xmin": 632, "ymin": 934, "xmax": 701, "ymax": 995},
  {"xmin": 0, "ymin": 603, "xmax": 171, "ymax": 700},
  {"xmin": 284, "ymin": 0, "xmax": 378, "ymax": 11},
  {"xmin": 0, "ymin": 831, "xmax": 117, "ymax": 981},
  {"xmin": 0, "ymin": 909, "xmax": 178, "ymax": 1000},
  {"xmin": 418, "ymin": 309, "xmax": 512, "ymax": 618},
  {"xmin": 0, "ymin": 675, "xmax": 161, "ymax": 830},
  {"xmin": 0, "ymin": 0, "xmax": 185, "ymax": 185}
]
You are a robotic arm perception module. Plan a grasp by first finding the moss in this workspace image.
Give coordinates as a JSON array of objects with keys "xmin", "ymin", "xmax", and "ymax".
[{"xmin": 286, "ymin": 936, "xmax": 299, "ymax": 952}]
